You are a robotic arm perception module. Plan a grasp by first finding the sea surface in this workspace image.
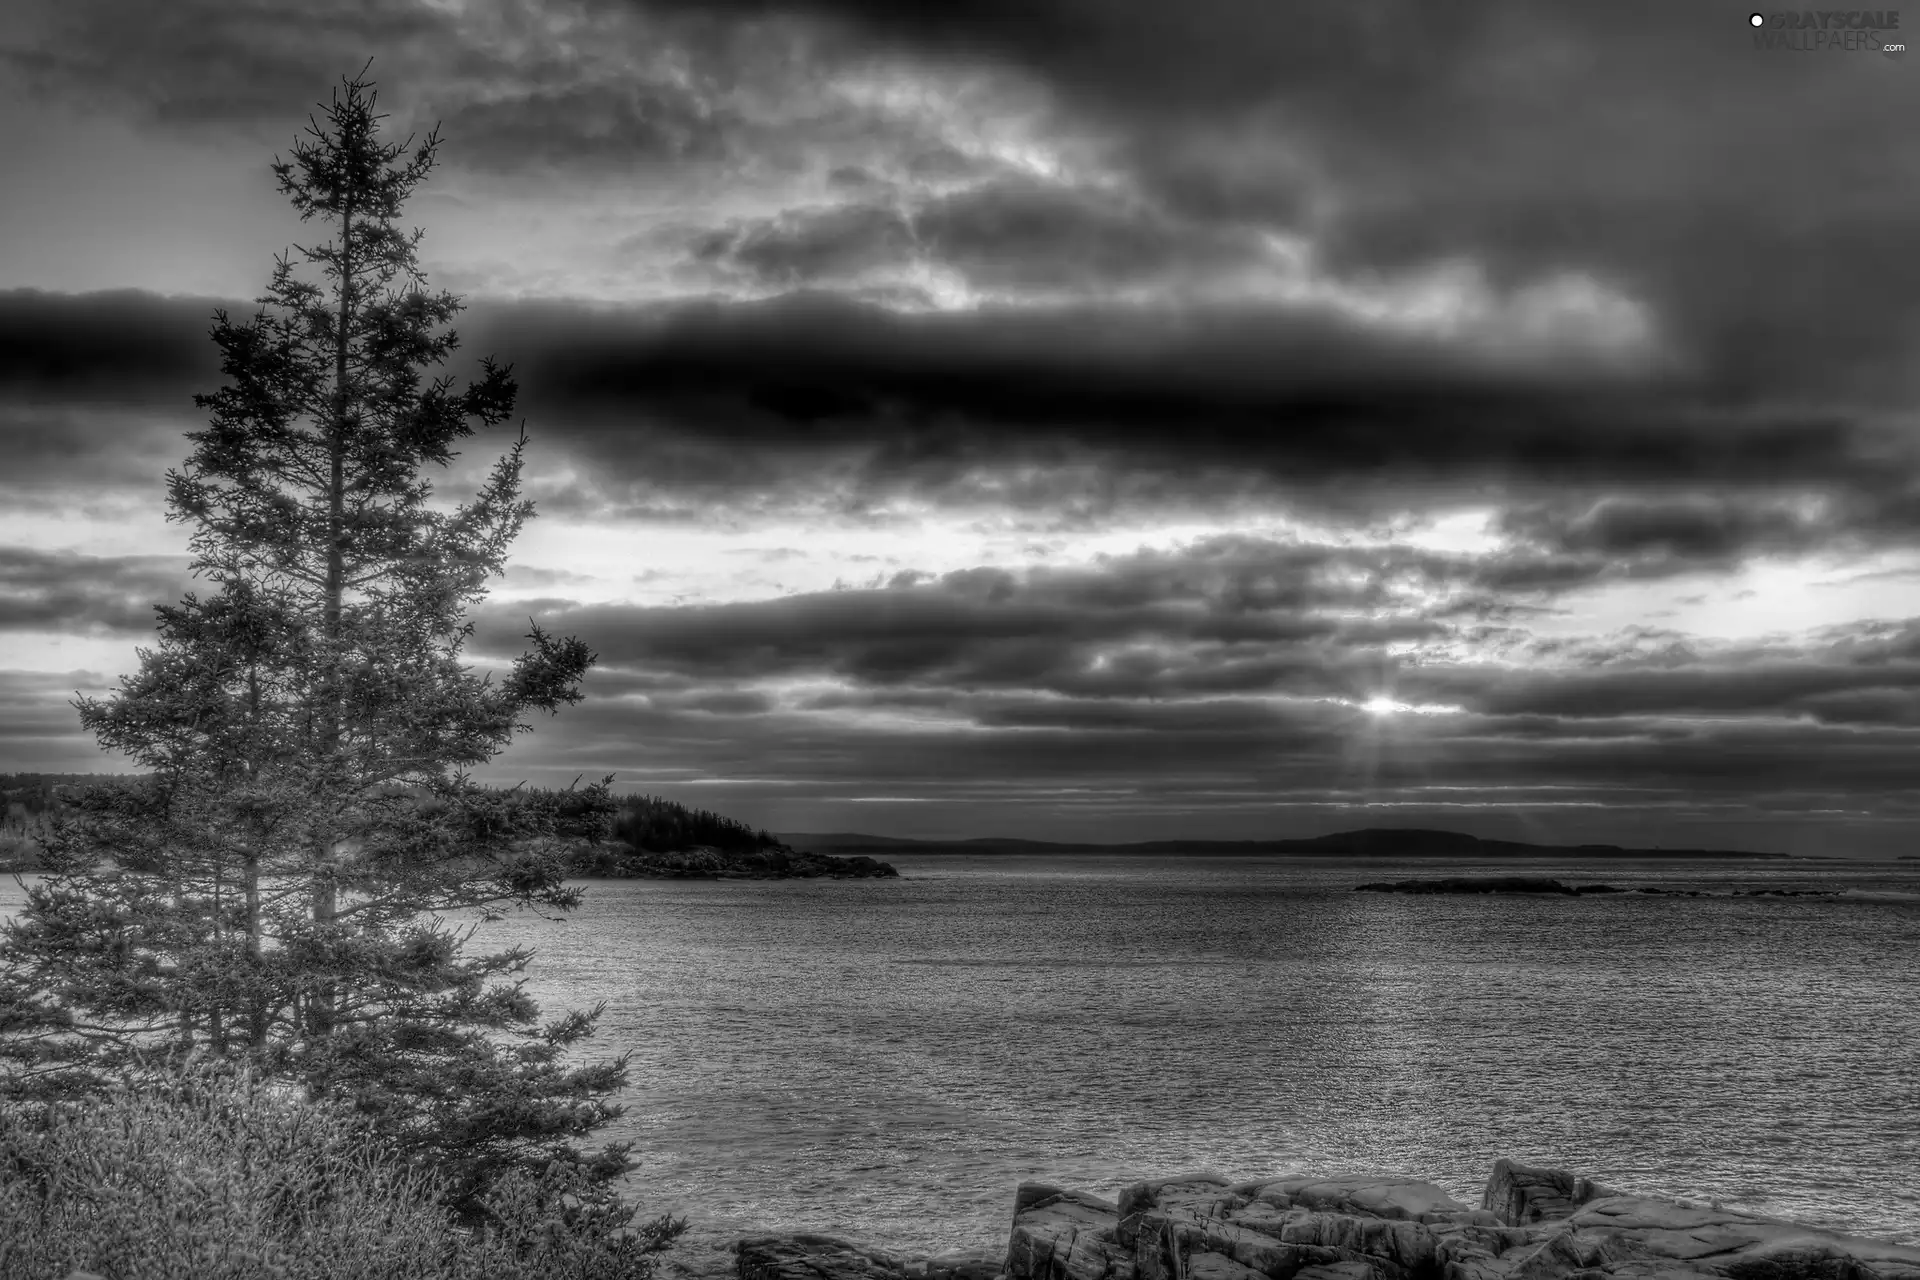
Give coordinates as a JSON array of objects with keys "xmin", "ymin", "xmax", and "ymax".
[{"xmin": 7, "ymin": 855, "xmax": 1920, "ymax": 1254}]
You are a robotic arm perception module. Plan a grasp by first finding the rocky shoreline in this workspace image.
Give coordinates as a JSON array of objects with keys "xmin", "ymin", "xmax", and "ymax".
[
  {"xmin": 1354, "ymin": 877, "xmax": 1839, "ymax": 898},
  {"xmin": 722, "ymin": 1161, "xmax": 1920, "ymax": 1280}
]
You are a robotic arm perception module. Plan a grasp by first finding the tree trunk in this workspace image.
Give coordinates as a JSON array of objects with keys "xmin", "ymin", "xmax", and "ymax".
[
  {"xmin": 244, "ymin": 848, "xmax": 266, "ymax": 1049},
  {"xmin": 312, "ymin": 195, "xmax": 354, "ymax": 1038},
  {"xmin": 244, "ymin": 664, "xmax": 268, "ymax": 1049},
  {"xmin": 211, "ymin": 855, "xmax": 228, "ymax": 1054}
]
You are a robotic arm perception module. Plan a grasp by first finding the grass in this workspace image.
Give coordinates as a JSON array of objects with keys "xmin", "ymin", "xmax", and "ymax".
[{"xmin": 0, "ymin": 1067, "xmax": 681, "ymax": 1280}]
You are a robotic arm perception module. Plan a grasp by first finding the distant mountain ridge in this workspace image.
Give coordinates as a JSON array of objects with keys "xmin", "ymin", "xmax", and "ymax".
[{"xmin": 776, "ymin": 827, "xmax": 1789, "ymax": 859}]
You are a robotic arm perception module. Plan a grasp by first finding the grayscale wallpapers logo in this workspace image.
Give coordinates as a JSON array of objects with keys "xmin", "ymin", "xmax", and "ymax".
[{"xmin": 1749, "ymin": 9, "xmax": 1906, "ymax": 58}]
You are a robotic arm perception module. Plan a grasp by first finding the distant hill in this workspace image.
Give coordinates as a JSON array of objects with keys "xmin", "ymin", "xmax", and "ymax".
[{"xmin": 776, "ymin": 827, "xmax": 1789, "ymax": 860}]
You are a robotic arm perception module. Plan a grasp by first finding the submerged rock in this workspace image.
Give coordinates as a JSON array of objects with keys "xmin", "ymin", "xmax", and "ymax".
[
  {"xmin": 1354, "ymin": 880, "xmax": 1839, "ymax": 899},
  {"xmin": 1354, "ymin": 878, "xmax": 1589, "ymax": 895}
]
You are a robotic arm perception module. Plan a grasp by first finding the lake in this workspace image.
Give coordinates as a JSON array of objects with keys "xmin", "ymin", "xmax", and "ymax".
[{"xmin": 7, "ymin": 855, "xmax": 1920, "ymax": 1254}]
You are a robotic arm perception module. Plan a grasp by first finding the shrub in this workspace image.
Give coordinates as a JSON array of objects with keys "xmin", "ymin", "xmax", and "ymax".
[{"xmin": 0, "ymin": 1065, "xmax": 684, "ymax": 1280}]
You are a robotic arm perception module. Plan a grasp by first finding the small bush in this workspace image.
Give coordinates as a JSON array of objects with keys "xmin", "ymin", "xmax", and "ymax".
[{"xmin": 0, "ymin": 1067, "xmax": 683, "ymax": 1280}]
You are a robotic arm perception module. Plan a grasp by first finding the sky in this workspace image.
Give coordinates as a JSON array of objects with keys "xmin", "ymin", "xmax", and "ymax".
[{"xmin": 2, "ymin": 1, "xmax": 1919, "ymax": 854}]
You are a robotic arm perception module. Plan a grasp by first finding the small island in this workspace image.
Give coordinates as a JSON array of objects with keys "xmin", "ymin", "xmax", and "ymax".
[
  {"xmin": 572, "ymin": 841, "xmax": 898, "ymax": 880},
  {"xmin": 2, "ymin": 777, "xmax": 897, "ymax": 880},
  {"xmin": 582, "ymin": 793, "xmax": 898, "ymax": 878},
  {"xmin": 1354, "ymin": 876, "xmax": 1840, "ymax": 897}
]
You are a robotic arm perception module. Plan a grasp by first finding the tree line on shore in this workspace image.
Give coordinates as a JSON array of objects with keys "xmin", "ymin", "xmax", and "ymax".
[{"xmin": 3, "ymin": 775, "xmax": 783, "ymax": 869}]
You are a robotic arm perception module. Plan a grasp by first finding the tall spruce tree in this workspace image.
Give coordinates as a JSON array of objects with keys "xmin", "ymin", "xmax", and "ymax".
[{"xmin": 0, "ymin": 68, "xmax": 656, "ymax": 1226}]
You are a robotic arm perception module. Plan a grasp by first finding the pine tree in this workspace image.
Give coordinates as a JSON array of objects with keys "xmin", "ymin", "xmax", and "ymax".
[{"xmin": 0, "ymin": 67, "xmax": 664, "ymax": 1233}]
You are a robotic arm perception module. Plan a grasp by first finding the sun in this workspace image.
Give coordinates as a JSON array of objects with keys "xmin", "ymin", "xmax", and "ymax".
[{"xmin": 1357, "ymin": 693, "xmax": 1466, "ymax": 717}]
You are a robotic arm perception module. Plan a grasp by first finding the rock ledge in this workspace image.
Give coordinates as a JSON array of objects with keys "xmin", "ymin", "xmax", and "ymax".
[{"xmin": 735, "ymin": 1161, "xmax": 1919, "ymax": 1280}]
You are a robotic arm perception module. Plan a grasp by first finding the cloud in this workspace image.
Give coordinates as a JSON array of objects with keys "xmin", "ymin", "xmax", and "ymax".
[
  {"xmin": 469, "ymin": 537, "xmax": 1920, "ymax": 739},
  {"xmin": 637, "ymin": 0, "xmax": 1920, "ymax": 404},
  {"xmin": 9, "ymin": 522, "xmax": 1920, "ymax": 850},
  {"xmin": 1497, "ymin": 495, "xmax": 1833, "ymax": 565},
  {"xmin": 697, "ymin": 203, "xmax": 918, "ymax": 290},
  {"xmin": 457, "ymin": 635, "xmax": 1920, "ymax": 851},
  {"xmin": 0, "ymin": 289, "xmax": 220, "ymax": 402},
  {"xmin": 7, "ymin": 3, "xmax": 1920, "ymax": 851},
  {"xmin": 4, "ymin": 0, "xmax": 1035, "ymax": 187},
  {"xmin": 0, "ymin": 291, "xmax": 223, "ymax": 501},
  {"xmin": 0, "ymin": 547, "xmax": 194, "ymax": 633},
  {"xmin": 469, "ymin": 537, "xmax": 1465, "ymax": 699},
  {"xmin": 16, "ymin": 286, "xmax": 1885, "ymax": 523},
  {"xmin": 484, "ymin": 292, "xmax": 1897, "ymax": 500},
  {"xmin": 7, "ymin": 285, "xmax": 1914, "ymax": 585},
  {"xmin": 12, "ymin": 0, "xmax": 1920, "ymax": 409},
  {"xmin": 694, "ymin": 175, "xmax": 1262, "ymax": 299}
]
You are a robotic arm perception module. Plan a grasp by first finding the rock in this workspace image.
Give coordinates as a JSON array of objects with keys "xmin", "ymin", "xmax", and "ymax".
[
  {"xmin": 1120, "ymin": 1175, "xmax": 1362, "ymax": 1280},
  {"xmin": 1271, "ymin": 1209, "xmax": 1441, "ymax": 1276},
  {"xmin": 740, "ymin": 1162, "xmax": 1920, "ymax": 1280},
  {"xmin": 1134, "ymin": 1216, "xmax": 1339, "ymax": 1280},
  {"xmin": 1483, "ymin": 1161, "xmax": 1622, "ymax": 1226},
  {"xmin": 906, "ymin": 1248, "xmax": 1006, "ymax": 1280},
  {"xmin": 1559, "ymin": 1195, "xmax": 1920, "ymax": 1280},
  {"xmin": 1354, "ymin": 878, "xmax": 1581, "ymax": 896},
  {"xmin": 1007, "ymin": 1184, "xmax": 1138, "ymax": 1280},
  {"xmin": 1038, "ymin": 1165, "xmax": 1919, "ymax": 1280},
  {"xmin": 738, "ymin": 1234, "xmax": 912, "ymax": 1280},
  {"xmin": 1185, "ymin": 1253, "xmax": 1272, "ymax": 1280},
  {"xmin": 1250, "ymin": 1175, "xmax": 1474, "ymax": 1224},
  {"xmin": 1292, "ymin": 1265, "xmax": 1379, "ymax": 1280},
  {"xmin": 1118, "ymin": 1176, "xmax": 1244, "ymax": 1242},
  {"xmin": 665, "ymin": 1236, "xmax": 746, "ymax": 1280}
]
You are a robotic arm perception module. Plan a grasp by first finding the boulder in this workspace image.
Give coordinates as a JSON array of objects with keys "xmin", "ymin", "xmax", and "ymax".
[
  {"xmin": 1483, "ymin": 1161, "xmax": 1622, "ymax": 1226},
  {"xmin": 1119, "ymin": 1175, "xmax": 1372, "ymax": 1280},
  {"xmin": 905, "ymin": 1249, "xmax": 1006, "ymax": 1280},
  {"xmin": 1293, "ymin": 1265, "xmax": 1380, "ymax": 1280},
  {"xmin": 1025, "ymin": 1166, "xmax": 1920, "ymax": 1280},
  {"xmin": 1119, "ymin": 1176, "xmax": 1245, "ymax": 1242},
  {"xmin": 738, "ymin": 1234, "xmax": 913, "ymax": 1280},
  {"xmin": 1186, "ymin": 1253, "xmax": 1273, "ymax": 1280},
  {"xmin": 740, "ymin": 1162, "xmax": 1920, "ymax": 1280},
  {"xmin": 1272, "ymin": 1210, "xmax": 1442, "ymax": 1275},
  {"xmin": 1006, "ymin": 1184, "xmax": 1138, "ymax": 1280},
  {"xmin": 1136, "ymin": 1208, "xmax": 1347, "ymax": 1280},
  {"xmin": 1247, "ymin": 1175, "xmax": 1474, "ymax": 1224},
  {"xmin": 1559, "ymin": 1194, "xmax": 1920, "ymax": 1280}
]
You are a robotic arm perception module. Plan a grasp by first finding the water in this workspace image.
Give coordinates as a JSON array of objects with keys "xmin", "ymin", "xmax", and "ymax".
[
  {"xmin": 7, "ymin": 856, "xmax": 1920, "ymax": 1254},
  {"xmin": 476, "ymin": 855, "xmax": 1920, "ymax": 1253}
]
